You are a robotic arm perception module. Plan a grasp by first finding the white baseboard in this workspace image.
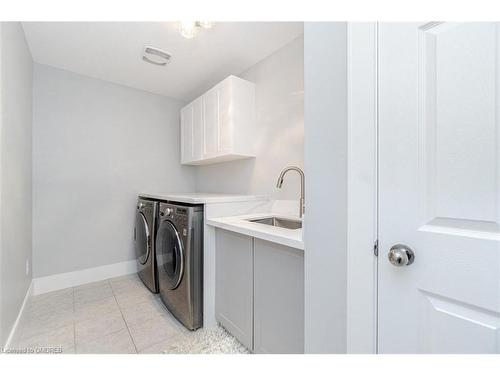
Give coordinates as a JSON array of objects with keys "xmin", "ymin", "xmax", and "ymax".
[
  {"xmin": 32, "ymin": 260, "xmax": 138, "ymax": 296},
  {"xmin": 5, "ymin": 280, "xmax": 33, "ymax": 349}
]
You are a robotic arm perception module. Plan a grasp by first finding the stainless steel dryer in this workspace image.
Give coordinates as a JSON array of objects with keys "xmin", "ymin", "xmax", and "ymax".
[
  {"xmin": 155, "ymin": 202, "xmax": 203, "ymax": 330},
  {"xmin": 135, "ymin": 198, "xmax": 158, "ymax": 293}
]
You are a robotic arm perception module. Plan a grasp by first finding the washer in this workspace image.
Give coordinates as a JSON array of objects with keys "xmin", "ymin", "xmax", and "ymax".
[
  {"xmin": 155, "ymin": 202, "xmax": 203, "ymax": 330},
  {"xmin": 134, "ymin": 198, "xmax": 158, "ymax": 293}
]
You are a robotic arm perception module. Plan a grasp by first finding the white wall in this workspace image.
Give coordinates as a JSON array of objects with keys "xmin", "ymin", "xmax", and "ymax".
[
  {"xmin": 195, "ymin": 36, "xmax": 304, "ymax": 200},
  {"xmin": 346, "ymin": 23, "xmax": 378, "ymax": 354},
  {"xmin": 0, "ymin": 22, "xmax": 33, "ymax": 346},
  {"xmin": 304, "ymin": 22, "xmax": 348, "ymax": 353},
  {"xmin": 32, "ymin": 64, "xmax": 196, "ymax": 278}
]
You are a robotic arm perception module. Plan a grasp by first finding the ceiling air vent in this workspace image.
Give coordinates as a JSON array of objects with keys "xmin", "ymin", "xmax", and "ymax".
[{"xmin": 142, "ymin": 46, "xmax": 171, "ymax": 66}]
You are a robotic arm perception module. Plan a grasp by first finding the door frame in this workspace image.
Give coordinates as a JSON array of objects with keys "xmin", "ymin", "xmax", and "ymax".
[{"xmin": 346, "ymin": 22, "xmax": 379, "ymax": 354}]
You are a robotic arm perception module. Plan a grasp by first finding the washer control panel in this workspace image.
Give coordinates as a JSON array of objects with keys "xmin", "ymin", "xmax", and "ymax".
[{"xmin": 158, "ymin": 203, "xmax": 191, "ymax": 232}]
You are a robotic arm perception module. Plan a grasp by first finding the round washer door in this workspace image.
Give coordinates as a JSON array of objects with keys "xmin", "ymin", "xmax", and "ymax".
[
  {"xmin": 156, "ymin": 220, "xmax": 184, "ymax": 290},
  {"xmin": 134, "ymin": 211, "xmax": 150, "ymax": 265}
]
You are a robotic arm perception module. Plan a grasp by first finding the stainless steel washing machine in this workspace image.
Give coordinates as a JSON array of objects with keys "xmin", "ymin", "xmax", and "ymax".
[
  {"xmin": 134, "ymin": 198, "xmax": 158, "ymax": 293},
  {"xmin": 155, "ymin": 202, "xmax": 203, "ymax": 330}
]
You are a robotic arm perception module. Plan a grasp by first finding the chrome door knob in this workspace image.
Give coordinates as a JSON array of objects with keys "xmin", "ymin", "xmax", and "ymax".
[{"xmin": 388, "ymin": 244, "xmax": 415, "ymax": 267}]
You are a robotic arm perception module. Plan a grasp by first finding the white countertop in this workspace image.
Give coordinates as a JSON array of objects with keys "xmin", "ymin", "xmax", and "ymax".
[
  {"xmin": 139, "ymin": 192, "xmax": 267, "ymax": 204},
  {"xmin": 207, "ymin": 213, "xmax": 304, "ymax": 250}
]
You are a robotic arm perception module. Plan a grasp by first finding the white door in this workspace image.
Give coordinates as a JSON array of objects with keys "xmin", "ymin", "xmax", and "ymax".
[
  {"xmin": 180, "ymin": 105, "xmax": 193, "ymax": 164},
  {"xmin": 191, "ymin": 97, "xmax": 204, "ymax": 161},
  {"xmin": 217, "ymin": 79, "xmax": 233, "ymax": 153},
  {"xmin": 378, "ymin": 22, "xmax": 500, "ymax": 353},
  {"xmin": 203, "ymin": 88, "xmax": 220, "ymax": 157}
]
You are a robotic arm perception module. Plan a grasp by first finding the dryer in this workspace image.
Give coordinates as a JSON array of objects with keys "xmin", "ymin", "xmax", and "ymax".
[
  {"xmin": 155, "ymin": 202, "xmax": 203, "ymax": 330},
  {"xmin": 134, "ymin": 198, "xmax": 158, "ymax": 293}
]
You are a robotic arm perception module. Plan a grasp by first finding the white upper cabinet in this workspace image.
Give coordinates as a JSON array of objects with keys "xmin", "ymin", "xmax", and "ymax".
[
  {"xmin": 180, "ymin": 75, "xmax": 256, "ymax": 165},
  {"xmin": 203, "ymin": 88, "xmax": 219, "ymax": 157},
  {"xmin": 180, "ymin": 98, "xmax": 203, "ymax": 163}
]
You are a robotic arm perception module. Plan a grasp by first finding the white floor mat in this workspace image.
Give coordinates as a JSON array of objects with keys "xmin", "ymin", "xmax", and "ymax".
[{"xmin": 164, "ymin": 326, "xmax": 250, "ymax": 354}]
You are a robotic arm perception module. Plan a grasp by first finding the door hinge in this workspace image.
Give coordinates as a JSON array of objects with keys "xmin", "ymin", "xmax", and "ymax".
[{"xmin": 373, "ymin": 239, "xmax": 379, "ymax": 256}]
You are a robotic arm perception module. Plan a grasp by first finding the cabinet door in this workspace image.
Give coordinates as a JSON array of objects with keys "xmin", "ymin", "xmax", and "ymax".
[
  {"xmin": 180, "ymin": 105, "xmax": 193, "ymax": 163},
  {"xmin": 254, "ymin": 239, "xmax": 304, "ymax": 354},
  {"xmin": 215, "ymin": 229, "xmax": 253, "ymax": 351},
  {"xmin": 203, "ymin": 88, "xmax": 219, "ymax": 157},
  {"xmin": 217, "ymin": 79, "xmax": 232, "ymax": 153},
  {"xmin": 192, "ymin": 98, "xmax": 203, "ymax": 161}
]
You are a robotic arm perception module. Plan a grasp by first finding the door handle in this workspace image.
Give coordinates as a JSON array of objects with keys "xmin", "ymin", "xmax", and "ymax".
[{"xmin": 388, "ymin": 244, "xmax": 415, "ymax": 267}]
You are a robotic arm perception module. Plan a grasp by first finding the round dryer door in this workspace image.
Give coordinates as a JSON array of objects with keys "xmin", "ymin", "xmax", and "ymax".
[
  {"xmin": 134, "ymin": 211, "xmax": 150, "ymax": 265},
  {"xmin": 156, "ymin": 220, "xmax": 184, "ymax": 290}
]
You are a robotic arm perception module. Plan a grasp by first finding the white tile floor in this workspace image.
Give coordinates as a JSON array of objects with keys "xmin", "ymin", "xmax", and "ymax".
[{"xmin": 12, "ymin": 274, "xmax": 190, "ymax": 354}]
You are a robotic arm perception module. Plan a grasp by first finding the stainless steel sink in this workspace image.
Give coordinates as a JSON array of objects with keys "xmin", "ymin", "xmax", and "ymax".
[{"xmin": 247, "ymin": 217, "xmax": 302, "ymax": 230}]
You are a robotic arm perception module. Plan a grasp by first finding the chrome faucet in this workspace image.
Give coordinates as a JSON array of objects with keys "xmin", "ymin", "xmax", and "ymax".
[{"xmin": 276, "ymin": 166, "xmax": 305, "ymax": 218}]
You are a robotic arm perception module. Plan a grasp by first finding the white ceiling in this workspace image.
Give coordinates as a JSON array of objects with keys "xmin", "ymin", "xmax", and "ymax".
[{"xmin": 22, "ymin": 22, "xmax": 303, "ymax": 101}]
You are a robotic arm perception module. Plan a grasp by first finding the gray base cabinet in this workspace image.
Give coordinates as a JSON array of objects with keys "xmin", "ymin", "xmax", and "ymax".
[
  {"xmin": 254, "ymin": 239, "xmax": 304, "ymax": 354},
  {"xmin": 215, "ymin": 229, "xmax": 254, "ymax": 350},
  {"xmin": 215, "ymin": 229, "xmax": 304, "ymax": 353}
]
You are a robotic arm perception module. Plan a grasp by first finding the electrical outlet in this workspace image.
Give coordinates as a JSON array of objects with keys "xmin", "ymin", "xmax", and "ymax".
[{"xmin": 25, "ymin": 258, "xmax": 30, "ymax": 276}]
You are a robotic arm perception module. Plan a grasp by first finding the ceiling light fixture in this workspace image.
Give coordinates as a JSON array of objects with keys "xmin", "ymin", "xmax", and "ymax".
[{"xmin": 179, "ymin": 21, "xmax": 215, "ymax": 39}]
